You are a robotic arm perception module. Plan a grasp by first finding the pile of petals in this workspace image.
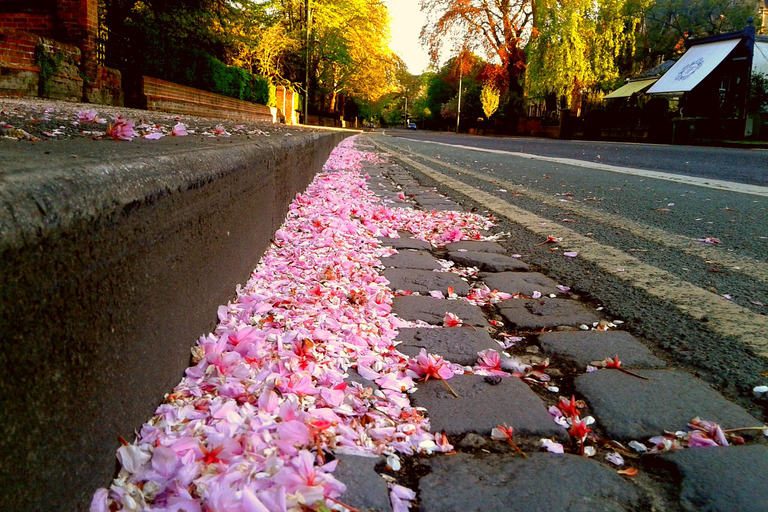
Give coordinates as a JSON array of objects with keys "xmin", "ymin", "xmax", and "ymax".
[
  {"xmin": 92, "ymin": 136, "xmax": 498, "ymax": 512},
  {"xmin": 632, "ymin": 417, "xmax": 768, "ymax": 453}
]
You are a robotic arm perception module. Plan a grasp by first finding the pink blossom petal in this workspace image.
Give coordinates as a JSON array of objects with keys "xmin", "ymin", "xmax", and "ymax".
[
  {"xmin": 541, "ymin": 439, "xmax": 564, "ymax": 453},
  {"xmin": 89, "ymin": 488, "xmax": 109, "ymax": 512},
  {"xmin": 390, "ymin": 484, "xmax": 416, "ymax": 512}
]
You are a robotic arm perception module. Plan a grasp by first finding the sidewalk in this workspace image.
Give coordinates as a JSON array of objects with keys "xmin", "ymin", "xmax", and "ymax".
[{"xmin": 92, "ymin": 135, "xmax": 768, "ymax": 512}]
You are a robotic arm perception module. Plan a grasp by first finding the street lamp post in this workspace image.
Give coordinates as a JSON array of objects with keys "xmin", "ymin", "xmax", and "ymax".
[{"xmin": 456, "ymin": 55, "xmax": 463, "ymax": 133}]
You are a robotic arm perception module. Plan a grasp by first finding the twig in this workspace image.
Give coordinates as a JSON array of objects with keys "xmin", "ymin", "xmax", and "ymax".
[
  {"xmin": 723, "ymin": 426, "xmax": 768, "ymax": 433},
  {"xmin": 617, "ymin": 368, "xmax": 650, "ymax": 380},
  {"xmin": 507, "ymin": 438, "xmax": 528, "ymax": 458},
  {"xmin": 440, "ymin": 376, "xmax": 459, "ymax": 398},
  {"xmin": 325, "ymin": 495, "xmax": 364, "ymax": 512}
]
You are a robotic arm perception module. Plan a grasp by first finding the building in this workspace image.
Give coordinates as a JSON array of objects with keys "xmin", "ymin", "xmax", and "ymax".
[{"xmin": 646, "ymin": 18, "xmax": 768, "ymax": 140}]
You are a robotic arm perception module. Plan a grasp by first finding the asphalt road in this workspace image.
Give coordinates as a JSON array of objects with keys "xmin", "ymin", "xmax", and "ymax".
[
  {"xmin": 385, "ymin": 129, "xmax": 768, "ymax": 187},
  {"xmin": 370, "ymin": 130, "xmax": 768, "ymax": 417}
]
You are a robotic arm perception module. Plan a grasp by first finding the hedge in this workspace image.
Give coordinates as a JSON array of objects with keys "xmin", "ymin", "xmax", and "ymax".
[{"xmin": 140, "ymin": 43, "xmax": 275, "ymax": 106}]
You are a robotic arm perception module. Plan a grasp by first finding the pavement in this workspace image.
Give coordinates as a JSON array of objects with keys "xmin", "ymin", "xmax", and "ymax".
[{"xmin": 334, "ymin": 137, "xmax": 768, "ymax": 512}]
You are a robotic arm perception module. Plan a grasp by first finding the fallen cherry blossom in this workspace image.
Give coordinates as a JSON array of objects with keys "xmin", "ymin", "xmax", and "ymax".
[
  {"xmin": 535, "ymin": 236, "xmax": 563, "ymax": 246},
  {"xmin": 491, "ymin": 424, "xmax": 527, "ymax": 458},
  {"xmin": 541, "ymin": 438, "xmax": 564, "ymax": 453},
  {"xmin": 389, "ymin": 484, "xmax": 416, "ymax": 512},
  {"xmin": 105, "ymin": 116, "xmax": 138, "ymax": 141},
  {"xmin": 590, "ymin": 355, "xmax": 649, "ymax": 380},
  {"xmin": 77, "ymin": 108, "xmax": 97, "ymax": 122},
  {"xmin": 90, "ymin": 136, "xmax": 486, "ymax": 511},
  {"xmin": 474, "ymin": 349, "xmax": 510, "ymax": 377},
  {"xmin": 605, "ymin": 452, "xmax": 625, "ymax": 466},
  {"xmin": 408, "ymin": 348, "xmax": 460, "ymax": 397},
  {"xmin": 172, "ymin": 122, "xmax": 188, "ymax": 136}
]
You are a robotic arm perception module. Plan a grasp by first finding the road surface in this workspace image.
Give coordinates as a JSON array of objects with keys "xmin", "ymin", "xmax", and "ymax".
[{"xmin": 370, "ymin": 130, "xmax": 768, "ymax": 407}]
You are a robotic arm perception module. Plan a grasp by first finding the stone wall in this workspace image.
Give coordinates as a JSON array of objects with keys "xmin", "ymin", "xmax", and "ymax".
[{"xmin": 139, "ymin": 75, "xmax": 276, "ymax": 123}]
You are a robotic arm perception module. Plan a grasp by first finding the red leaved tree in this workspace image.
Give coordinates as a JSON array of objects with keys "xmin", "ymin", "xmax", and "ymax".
[{"xmin": 419, "ymin": 0, "xmax": 533, "ymax": 112}]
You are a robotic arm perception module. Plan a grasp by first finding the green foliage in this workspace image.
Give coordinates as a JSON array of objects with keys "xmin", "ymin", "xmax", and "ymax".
[
  {"xmin": 526, "ymin": 0, "xmax": 649, "ymax": 103},
  {"xmin": 34, "ymin": 44, "xmax": 65, "ymax": 96},
  {"xmin": 637, "ymin": 0, "xmax": 759, "ymax": 69},
  {"xmin": 749, "ymin": 73, "xmax": 768, "ymax": 114}
]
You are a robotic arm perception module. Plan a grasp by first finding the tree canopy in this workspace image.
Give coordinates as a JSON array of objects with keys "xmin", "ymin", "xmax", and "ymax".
[
  {"xmin": 419, "ymin": 0, "xmax": 533, "ymax": 87},
  {"xmin": 525, "ymin": 0, "xmax": 648, "ymax": 104}
]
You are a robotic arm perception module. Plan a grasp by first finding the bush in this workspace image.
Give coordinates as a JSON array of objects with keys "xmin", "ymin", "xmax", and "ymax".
[{"xmin": 120, "ymin": 15, "xmax": 273, "ymax": 106}]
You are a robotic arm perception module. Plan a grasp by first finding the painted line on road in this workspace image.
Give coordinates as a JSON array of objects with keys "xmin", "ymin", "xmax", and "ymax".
[
  {"xmin": 386, "ymin": 135, "xmax": 768, "ymax": 198},
  {"xmin": 381, "ymin": 143, "xmax": 768, "ymax": 286},
  {"xmin": 370, "ymin": 138, "xmax": 768, "ymax": 357}
]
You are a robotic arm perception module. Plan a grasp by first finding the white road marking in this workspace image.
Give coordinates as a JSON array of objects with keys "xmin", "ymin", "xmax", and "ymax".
[
  {"xmin": 370, "ymin": 138, "xmax": 768, "ymax": 357},
  {"xmin": 384, "ymin": 144, "xmax": 768, "ymax": 285},
  {"xmin": 385, "ymin": 135, "xmax": 768, "ymax": 198}
]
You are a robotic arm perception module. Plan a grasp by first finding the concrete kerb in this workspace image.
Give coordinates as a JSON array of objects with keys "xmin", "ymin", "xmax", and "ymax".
[{"xmin": 0, "ymin": 131, "xmax": 349, "ymax": 511}]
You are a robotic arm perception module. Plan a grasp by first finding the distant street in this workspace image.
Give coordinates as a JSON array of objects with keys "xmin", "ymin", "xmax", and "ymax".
[
  {"xmin": 384, "ymin": 129, "xmax": 768, "ymax": 187},
  {"xmin": 371, "ymin": 130, "xmax": 768, "ymax": 391}
]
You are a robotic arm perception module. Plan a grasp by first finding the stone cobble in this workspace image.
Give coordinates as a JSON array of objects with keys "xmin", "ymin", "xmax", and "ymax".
[
  {"xmin": 498, "ymin": 298, "xmax": 600, "ymax": 330},
  {"xmin": 419, "ymin": 453, "xmax": 648, "ymax": 512},
  {"xmin": 395, "ymin": 327, "xmax": 499, "ymax": 366},
  {"xmin": 382, "ymin": 268, "xmax": 470, "ymax": 296},
  {"xmin": 447, "ymin": 251, "xmax": 530, "ymax": 272},
  {"xmin": 538, "ymin": 330, "xmax": 667, "ymax": 368}
]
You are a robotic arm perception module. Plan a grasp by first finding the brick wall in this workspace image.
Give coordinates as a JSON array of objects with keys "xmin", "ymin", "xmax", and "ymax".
[
  {"xmin": 0, "ymin": 28, "xmax": 38, "ymax": 69},
  {"xmin": 0, "ymin": 13, "xmax": 55, "ymax": 37},
  {"xmin": 0, "ymin": 29, "xmax": 40, "ymax": 96},
  {"xmin": 140, "ymin": 76, "xmax": 275, "ymax": 123},
  {"xmin": 276, "ymin": 86, "xmax": 299, "ymax": 125}
]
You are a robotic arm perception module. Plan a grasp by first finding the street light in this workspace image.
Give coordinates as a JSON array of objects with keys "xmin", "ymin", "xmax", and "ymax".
[{"xmin": 456, "ymin": 58, "xmax": 462, "ymax": 133}]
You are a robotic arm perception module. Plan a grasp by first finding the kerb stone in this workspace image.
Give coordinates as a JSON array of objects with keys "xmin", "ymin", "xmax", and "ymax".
[
  {"xmin": 498, "ymin": 299, "xmax": 599, "ymax": 330},
  {"xmin": 575, "ymin": 370, "xmax": 763, "ymax": 440},
  {"xmin": 448, "ymin": 252, "xmax": 529, "ymax": 272},
  {"xmin": 538, "ymin": 331, "xmax": 666, "ymax": 368},
  {"xmin": 392, "ymin": 296, "xmax": 489, "ymax": 327},
  {"xmin": 383, "ymin": 268, "xmax": 469, "ymax": 296},
  {"xmin": 419, "ymin": 453, "xmax": 646, "ymax": 512},
  {"xmin": 411, "ymin": 375, "xmax": 565, "ymax": 439},
  {"xmin": 654, "ymin": 445, "xmax": 768, "ymax": 512},
  {"xmin": 395, "ymin": 327, "xmax": 500, "ymax": 366}
]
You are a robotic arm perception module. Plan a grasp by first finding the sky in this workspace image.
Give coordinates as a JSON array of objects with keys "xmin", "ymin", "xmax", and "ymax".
[{"xmin": 383, "ymin": 0, "xmax": 431, "ymax": 74}]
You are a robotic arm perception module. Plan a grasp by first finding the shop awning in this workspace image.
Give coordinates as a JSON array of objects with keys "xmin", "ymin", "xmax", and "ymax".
[
  {"xmin": 604, "ymin": 78, "xmax": 658, "ymax": 99},
  {"xmin": 647, "ymin": 38, "xmax": 741, "ymax": 94}
]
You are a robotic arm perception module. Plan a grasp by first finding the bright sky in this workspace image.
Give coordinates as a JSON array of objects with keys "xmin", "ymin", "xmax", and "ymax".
[{"xmin": 383, "ymin": 0, "xmax": 431, "ymax": 74}]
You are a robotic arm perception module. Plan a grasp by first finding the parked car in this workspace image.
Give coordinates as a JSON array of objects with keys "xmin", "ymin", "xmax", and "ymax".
[{"xmin": 408, "ymin": 122, "xmax": 417, "ymax": 130}]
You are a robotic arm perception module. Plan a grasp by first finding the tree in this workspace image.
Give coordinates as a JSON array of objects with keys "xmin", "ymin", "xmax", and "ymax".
[
  {"xmin": 525, "ymin": 0, "xmax": 648, "ymax": 105},
  {"xmin": 481, "ymin": 84, "xmax": 500, "ymax": 118},
  {"xmin": 638, "ymin": 0, "xmax": 759, "ymax": 69},
  {"xmin": 419, "ymin": 0, "xmax": 533, "ymax": 103}
]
